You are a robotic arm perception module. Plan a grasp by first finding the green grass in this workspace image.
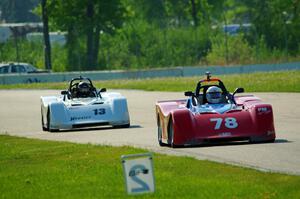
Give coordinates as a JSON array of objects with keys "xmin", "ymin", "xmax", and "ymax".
[
  {"xmin": 0, "ymin": 135, "xmax": 299, "ymax": 199},
  {"xmin": 1, "ymin": 70, "xmax": 300, "ymax": 92}
]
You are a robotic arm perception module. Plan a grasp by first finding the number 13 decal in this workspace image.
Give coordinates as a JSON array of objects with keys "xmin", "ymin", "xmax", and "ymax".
[{"xmin": 210, "ymin": 117, "xmax": 238, "ymax": 130}]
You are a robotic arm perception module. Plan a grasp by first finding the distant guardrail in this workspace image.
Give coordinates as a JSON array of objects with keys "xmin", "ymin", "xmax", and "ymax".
[{"xmin": 0, "ymin": 62, "xmax": 299, "ymax": 85}]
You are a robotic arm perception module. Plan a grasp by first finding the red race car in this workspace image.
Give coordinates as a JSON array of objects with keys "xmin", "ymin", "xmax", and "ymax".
[{"xmin": 156, "ymin": 72, "xmax": 276, "ymax": 147}]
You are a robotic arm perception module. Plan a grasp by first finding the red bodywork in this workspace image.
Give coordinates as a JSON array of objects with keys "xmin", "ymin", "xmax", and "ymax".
[{"xmin": 156, "ymin": 95, "xmax": 276, "ymax": 146}]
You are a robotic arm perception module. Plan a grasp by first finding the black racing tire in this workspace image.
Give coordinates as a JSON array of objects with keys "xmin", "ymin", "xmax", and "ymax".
[
  {"xmin": 47, "ymin": 108, "xmax": 59, "ymax": 132},
  {"xmin": 41, "ymin": 107, "xmax": 48, "ymax": 131},
  {"xmin": 157, "ymin": 115, "xmax": 167, "ymax": 146},
  {"xmin": 167, "ymin": 118, "xmax": 176, "ymax": 148}
]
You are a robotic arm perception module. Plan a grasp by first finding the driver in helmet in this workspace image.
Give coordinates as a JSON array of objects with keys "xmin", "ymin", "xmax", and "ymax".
[
  {"xmin": 198, "ymin": 86, "xmax": 234, "ymax": 114},
  {"xmin": 206, "ymin": 86, "xmax": 223, "ymax": 104},
  {"xmin": 77, "ymin": 82, "xmax": 92, "ymax": 98}
]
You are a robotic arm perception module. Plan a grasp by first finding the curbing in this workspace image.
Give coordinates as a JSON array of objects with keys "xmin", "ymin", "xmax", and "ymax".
[{"xmin": 0, "ymin": 62, "xmax": 299, "ymax": 85}]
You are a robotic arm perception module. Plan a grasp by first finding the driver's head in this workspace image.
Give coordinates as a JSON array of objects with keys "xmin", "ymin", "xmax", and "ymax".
[
  {"xmin": 206, "ymin": 86, "xmax": 222, "ymax": 104},
  {"xmin": 78, "ymin": 82, "xmax": 90, "ymax": 94}
]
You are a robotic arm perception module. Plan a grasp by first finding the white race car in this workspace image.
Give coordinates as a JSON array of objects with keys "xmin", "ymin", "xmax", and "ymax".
[{"xmin": 41, "ymin": 76, "xmax": 130, "ymax": 132}]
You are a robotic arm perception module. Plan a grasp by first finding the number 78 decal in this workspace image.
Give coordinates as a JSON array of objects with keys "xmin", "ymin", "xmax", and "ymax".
[{"xmin": 210, "ymin": 117, "xmax": 238, "ymax": 130}]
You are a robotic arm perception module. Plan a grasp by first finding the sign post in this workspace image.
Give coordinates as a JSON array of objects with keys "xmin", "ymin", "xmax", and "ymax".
[{"xmin": 121, "ymin": 153, "xmax": 155, "ymax": 194}]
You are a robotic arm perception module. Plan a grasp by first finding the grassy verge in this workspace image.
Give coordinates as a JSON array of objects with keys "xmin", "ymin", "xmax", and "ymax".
[
  {"xmin": 0, "ymin": 70, "xmax": 300, "ymax": 92},
  {"xmin": 0, "ymin": 135, "xmax": 299, "ymax": 198}
]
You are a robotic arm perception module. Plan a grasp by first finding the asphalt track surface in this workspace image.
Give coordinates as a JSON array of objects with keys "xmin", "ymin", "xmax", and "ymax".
[{"xmin": 0, "ymin": 90, "xmax": 299, "ymax": 175}]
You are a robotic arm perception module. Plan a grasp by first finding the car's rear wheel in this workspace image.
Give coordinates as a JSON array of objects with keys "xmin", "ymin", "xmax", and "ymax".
[{"xmin": 47, "ymin": 108, "xmax": 59, "ymax": 132}]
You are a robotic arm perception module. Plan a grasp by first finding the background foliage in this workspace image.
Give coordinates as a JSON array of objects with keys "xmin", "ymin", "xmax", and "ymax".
[{"xmin": 0, "ymin": 0, "xmax": 299, "ymax": 71}]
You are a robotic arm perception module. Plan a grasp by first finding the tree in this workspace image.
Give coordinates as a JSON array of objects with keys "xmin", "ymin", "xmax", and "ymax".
[
  {"xmin": 0, "ymin": 0, "xmax": 40, "ymax": 23},
  {"xmin": 125, "ymin": 0, "xmax": 166, "ymax": 27},
  {"xmin": 41, "ymin": 0, "xmax": 51, "ymax": 70},
  {"xmin": 46, "ymin": 0, "xmax": 125, "ymax": 71},
  {"xmin": 164, "ymin": 0, "xmax": 212, "ymax": 28},
  {"xmin": 242, "ymin": 0, "xmax": 300, "ymax": 54},
  {"xmin": 86, "ymin": 0, "xmax": 95, "ymax": 69},
  {"xmin": 85, "ymin": 0, "xmax": 125, "ymax": 69},
  {"xmin": 190, "ymin": 0, "xmax": 199, "ymax": 26}
]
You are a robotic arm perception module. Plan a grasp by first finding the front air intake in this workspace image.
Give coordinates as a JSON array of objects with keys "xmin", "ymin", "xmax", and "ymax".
[{"xmin": 72, "ymin": 122, "xmax": 109, "ymax": 128}]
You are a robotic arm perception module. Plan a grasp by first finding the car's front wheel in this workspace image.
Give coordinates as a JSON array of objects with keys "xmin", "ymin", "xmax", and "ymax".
[
  {"xmin": 157, "ymin": 115, "xmax": 167, "ymax": 146},
  {"xmin": 168, "ymin": 118, "xmax": 176, "ymax": 148},
  {"xmin": 47, "ymin": 108, "xmax": 59, "ymax": 132},
  {"xmin": 41, "ymin": 107, "xmax": 48, "ymax": 131}
]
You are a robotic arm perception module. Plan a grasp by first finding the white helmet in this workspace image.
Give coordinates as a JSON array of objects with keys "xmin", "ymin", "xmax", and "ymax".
[{"xmin": 206, "ymin": 86, "xmax": 222, "ymax": 104}]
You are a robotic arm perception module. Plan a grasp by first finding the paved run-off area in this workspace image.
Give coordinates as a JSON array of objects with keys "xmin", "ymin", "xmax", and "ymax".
[{"xmin": 0, "ymin": 90, "xmax": 299, "ymax": 175}]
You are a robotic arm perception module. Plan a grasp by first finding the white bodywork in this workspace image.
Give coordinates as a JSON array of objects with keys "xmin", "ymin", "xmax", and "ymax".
[{"xmin": 41, "ymin": 92, "xmax": 130, "ymax": 131}]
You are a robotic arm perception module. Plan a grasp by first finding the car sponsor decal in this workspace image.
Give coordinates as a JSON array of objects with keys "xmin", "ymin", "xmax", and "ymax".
[
  {"xmin": 257, "ymin": 107, "xmax": 271, "ymax": 115},
  {"xmin": 219, "ymin": 132, "xmax": 232, "ymax": 137},
  {"xmin": 70, "ymin": 116, "xmax": 92, "ymax": 121}
]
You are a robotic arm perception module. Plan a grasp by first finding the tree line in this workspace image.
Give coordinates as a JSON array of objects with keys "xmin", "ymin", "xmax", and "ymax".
[{"xmin": 0, "ymin": 0, "xmax": 299, "ymax": 71}]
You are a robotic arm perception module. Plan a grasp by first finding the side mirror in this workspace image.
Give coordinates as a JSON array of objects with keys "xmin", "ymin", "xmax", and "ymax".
[
  {"xmin": 184, "ymin": 91, "xmax": 194, "ymax": 97},
  {"xmin": 61, "ymin": 90, "xmax": 69, "ymax": 101},
  {"xmin": 233, "ymin": 88, "xmax": 244, "ymax": 95},
  {"xmin": 61, "ymin": 90, "xmax": 68, "ymax": 95},
  {"xmin": 99, "ymin": 88, "xmax": 106, "ymax": 92}
]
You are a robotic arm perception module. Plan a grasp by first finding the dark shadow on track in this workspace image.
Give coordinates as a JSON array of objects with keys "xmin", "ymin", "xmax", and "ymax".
[
  {"xmin": 48, "ymin": 124, "xmax": 142, "ymax": 133},
  {"xmin": 274, "ymin": 139, "xmax": 290, "ymax": 143},
  {"xmin": 161, "ymin": 139, "xmax": 291, "ymax": 149}
]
